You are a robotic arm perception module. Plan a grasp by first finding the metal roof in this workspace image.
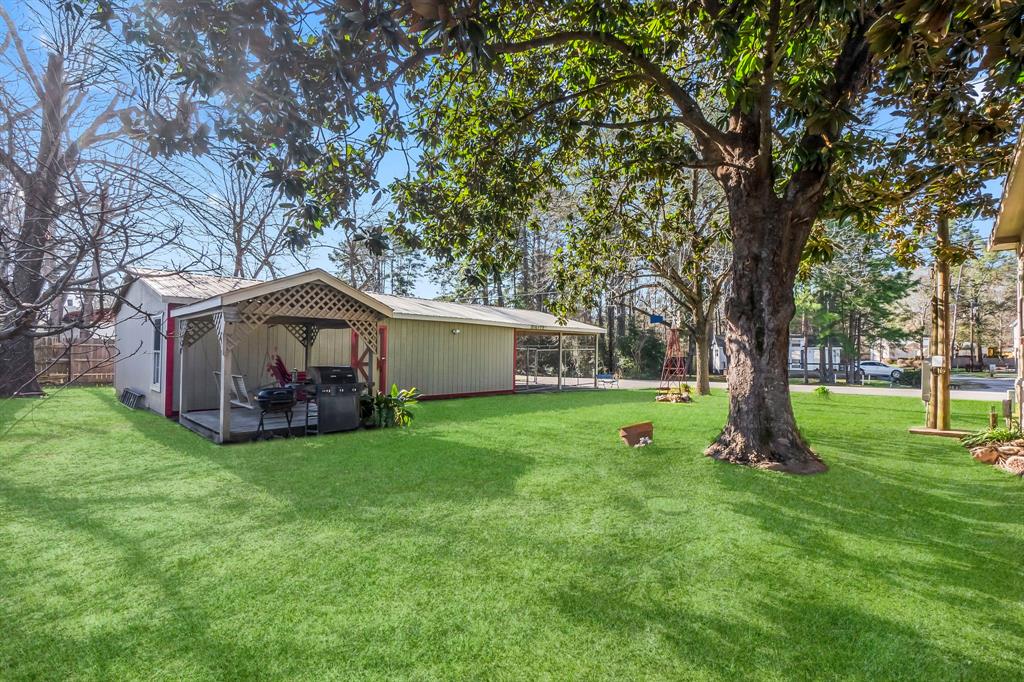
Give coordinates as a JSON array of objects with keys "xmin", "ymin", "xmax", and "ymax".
[
  {"xmin": 170, "ymin": 269, "xmax": 393, "ymax": 320},
  {"xmin": 130, "ymin": 268, "xmax": 263, "ymax": 300},
  {"xmin": 136, "ymin": 269, "xmax": 602, "ymax": 334},
  {"xmin": 368, "ymin": 292, "xmax": 603, "ymax": 334}
]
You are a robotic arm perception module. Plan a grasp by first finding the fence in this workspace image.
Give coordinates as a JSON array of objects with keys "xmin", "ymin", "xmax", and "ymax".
[
  {"xmin": 33, "ymin": 337, "xmax": 116, "ymax": 386},
  {"xmin": 515, "ymin": 333, "xmax": 599, "ymax": 388}
]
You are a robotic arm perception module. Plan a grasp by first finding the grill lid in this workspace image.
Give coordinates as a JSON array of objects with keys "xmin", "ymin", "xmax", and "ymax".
[
  {"xmin": 255, "ymin": 386, "xmax": 296, "ymax": 408},
  {"xmin": 308, "ymin": 366, "xmax": 358, "ymax": 384}
]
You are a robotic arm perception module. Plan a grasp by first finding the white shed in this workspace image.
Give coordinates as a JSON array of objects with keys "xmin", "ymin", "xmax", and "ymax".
[{"xmin": 113, "ymin": 268, "xmax": 603, "ymax": 441}]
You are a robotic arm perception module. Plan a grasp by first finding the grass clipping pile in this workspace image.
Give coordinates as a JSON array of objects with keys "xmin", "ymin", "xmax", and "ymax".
[{"xmin": 962, "ymin": 428, "xmax": 1024, "ymax": 477}]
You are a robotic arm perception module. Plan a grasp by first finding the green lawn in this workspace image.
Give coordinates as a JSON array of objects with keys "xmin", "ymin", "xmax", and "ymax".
[{"xmin": 1, "ymin": 388, "xmax": 1022, "ymax": 681}]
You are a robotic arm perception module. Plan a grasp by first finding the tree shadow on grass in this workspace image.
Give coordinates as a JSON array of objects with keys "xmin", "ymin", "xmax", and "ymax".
[
  {"xmin": 547, "ymin": 580, "xmax": 1015, "ymax": 679},
  {"xmin": 0, "ymin": 475, "xmax": 269, "ymax": 680},
  {"xmin": 173, "ymin": 425, "xmax": 536, "ymax": 520},
  {"xmin": 704, "ymin": 435, "xmax": 1024, "ymax": 647}
]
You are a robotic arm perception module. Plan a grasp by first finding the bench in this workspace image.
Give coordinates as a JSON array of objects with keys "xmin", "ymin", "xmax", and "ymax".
[{"xmin": 596, "ymin": 373, "xmax": 619, "ymax": 388}]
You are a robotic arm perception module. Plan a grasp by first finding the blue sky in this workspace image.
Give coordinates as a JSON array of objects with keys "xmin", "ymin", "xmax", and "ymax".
[{"xmin": 3, "ymin": 0, "xmax": 1010, "ymax": 302}]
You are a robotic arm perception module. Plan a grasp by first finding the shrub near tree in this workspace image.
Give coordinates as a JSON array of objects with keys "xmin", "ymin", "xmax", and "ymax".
[{"xmin": 126, "ymin": 0, "xmax": 1024, "ymax": 472}]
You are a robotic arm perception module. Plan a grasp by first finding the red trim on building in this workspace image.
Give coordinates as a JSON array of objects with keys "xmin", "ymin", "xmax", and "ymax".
[
  {"xmin": 377, "ymin": 325, "xmax": 388, "ymax": 391},
  {"xmin": 164, "ymin": 303, "xmax": 178, "ymax": 417},
  {"xmin": 512, "ymin": 331, "xmax": 517, "ymax": 392},
  {"xmin": 350, "ymin": 329, "xmax": 370, "ymax": 382},
  {"xmin": 418, "ymin": 389, "xmax": 515, "ymax": 401}
]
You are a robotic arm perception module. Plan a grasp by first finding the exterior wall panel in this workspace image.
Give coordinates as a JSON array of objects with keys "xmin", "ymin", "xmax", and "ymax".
[
  {"xmin": 113, "ymin": 282, "xmax": 167, "ymax": 414},
  {"xmin": 385, "ymin": 319, "xmax": 513, "ymax": 397},
  {"xmin": 181, "ymin": 325, "xmax": 352, "ymax": 411}
]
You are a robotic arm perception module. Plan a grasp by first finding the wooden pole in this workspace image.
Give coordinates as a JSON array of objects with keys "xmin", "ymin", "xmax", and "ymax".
[
  {"xmin": 934, "ymin": 216, "xmax": 952, "ymax": 431},
  {"xmin": 178, "ymin": 323, "xmax": 187, "ymax": 416},
  {"xmin": 927, "ymin": 267, "xmax": 939, "ymax": 429},
  {"xmin": 303, "ymin": 323, "xmax": 311, "ymax": 373},
  {"xmin": 1016, "ymin": 249, "xmax": 1024, "ymax": 426},
  {"xmin": 217, "ymin": 315, "xmax": 233, "ymax": 444},
  {"xmin": 557, "ymin": 332, "xmax": 563, "ymax": 390}
]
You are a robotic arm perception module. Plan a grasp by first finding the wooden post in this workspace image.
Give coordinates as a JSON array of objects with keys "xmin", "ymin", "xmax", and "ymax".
[
  {"xmin": 215, "ymin": 311, "xmax": 235, "ymax": 444},
  {"xmin": 593, "ymin": 333, "xmax": 599, "ymax": 388},
  {"xmin": 1017, "ymin": 247, "xmax": 1024, "ymax": 427},
  {"xmin": 303, "ymin": 323, "xmax": 311, "ymax": 373},
  {"xmin": 557, "ymin": 332, "xmax": 563, "ymax": 390},
  {"xmin": 927, "ymin": 270, "xmax": 939, "ymax": 429},
  {"xmin": 802, "ymin": 345, "xmax": 808, "ymax": 384},
  {"xmin": 218, "ymin": 340, "xmax": 232, "ymax": 443},
  {"xmin": 178, "ymin": 320, "xmax": 187, "ymax": 416},
  {"xmin": 367, "ymin": 348, "xmax": 375, "ymax": 392},
  {"xmin": 934, "ymin": 216, "xmax": 952, "ymax": 431}
]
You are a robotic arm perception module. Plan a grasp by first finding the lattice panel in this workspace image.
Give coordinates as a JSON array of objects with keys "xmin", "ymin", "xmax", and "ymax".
[
  {"xmin": 282, "ymin": 323, "xmax": 320, "ymax": 348},
  {"xmin": 213, "ymin": 311, "xmax": 257, "ymax": 352},
  {"xmin": 349, "ymin": 319, "xmax": 380, "ymax": 351},
  {"xmin": 239, "ymin": 282, "xmax": 381, "ymax": 354},
  {"xmin": 180, "ymin": 317, "xmax": 215, "ymax": 348}
]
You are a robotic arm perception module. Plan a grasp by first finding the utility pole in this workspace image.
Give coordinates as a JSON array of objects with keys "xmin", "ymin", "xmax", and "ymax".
[
  {"xmin": 969, "ymin": 296, "xmax": 978, "ymax": 372},
  {"xmin": 928, "ymin": 216, "xmax": 952, "ymax": 431}
]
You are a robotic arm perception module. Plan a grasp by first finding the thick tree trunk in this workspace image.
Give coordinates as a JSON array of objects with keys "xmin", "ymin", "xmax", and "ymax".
[
  {"xmin": 606, "ymin": 303, "xmax": 616, "ymax": 372},
  {"xmin": 705, "ymin": 203, "xmax": 826, "ymax": 474},
  {"xmin": 694, "ymin": 315, "xmax": 713, "ymax": 395},
  {"xmin": 0, "ymin": 336, "xmax": 41, "ymax": 396}
]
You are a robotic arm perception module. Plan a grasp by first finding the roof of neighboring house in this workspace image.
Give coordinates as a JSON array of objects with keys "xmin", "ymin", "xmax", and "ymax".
[
  {"xmin": 135, "ymin": 268, "xmax": 603, "ymax": 334},
  {"xmin": 990, "ymin": 127, "xmax": 1024, "ymax": 251}
]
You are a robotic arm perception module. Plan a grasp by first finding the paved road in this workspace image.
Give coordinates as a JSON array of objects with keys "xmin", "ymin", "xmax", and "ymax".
[{"xmin": 610, "ymin": 377, "xmax": 1012, "ymax": 401}]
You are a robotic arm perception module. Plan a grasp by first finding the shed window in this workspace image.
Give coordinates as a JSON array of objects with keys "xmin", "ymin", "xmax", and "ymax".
[{"xmin": 151, "ymin": 314, "xmax": 163, "ymax": 391}]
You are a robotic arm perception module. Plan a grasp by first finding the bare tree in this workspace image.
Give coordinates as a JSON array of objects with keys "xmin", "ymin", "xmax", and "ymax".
[
  {"xmin": 173, "ymin": 150, "xmax": 306, "ymax": 279},
  {"xmin": 0, "ymin": 3, "xmax": 194, "ymax": 396}
]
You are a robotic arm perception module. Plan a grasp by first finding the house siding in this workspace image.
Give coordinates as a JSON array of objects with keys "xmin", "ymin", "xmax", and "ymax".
[
  {"xmin": 385, "ymin": 319, "xmax": 513, "ymax": 397},
  {"xmin": 113, "ymin": 281, "xmax": 168, "ymax": 413}
]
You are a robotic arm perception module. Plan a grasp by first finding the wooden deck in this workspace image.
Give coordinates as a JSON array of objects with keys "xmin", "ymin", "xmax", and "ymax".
[{"xmin": 180, "ymin": 403, "xmax": 318, "ymax": 442}]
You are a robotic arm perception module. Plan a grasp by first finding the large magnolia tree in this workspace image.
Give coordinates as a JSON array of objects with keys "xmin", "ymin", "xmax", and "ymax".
[{"xmin": 126, "ymin": 0, "xmax": 1024, "ymax": 472}]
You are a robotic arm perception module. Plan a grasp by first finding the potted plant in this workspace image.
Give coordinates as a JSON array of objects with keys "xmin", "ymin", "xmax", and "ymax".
[
  {"xmin": 373, "ymin": 384, "xmax": 419, "ymax": 428},
  {"xmin": 359, "ymin": 394, "xmax": 376, "ymax": 428}
]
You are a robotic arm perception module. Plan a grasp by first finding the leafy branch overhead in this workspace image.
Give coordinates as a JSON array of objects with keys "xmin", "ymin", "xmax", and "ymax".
[{"xmin": 102, "ymin": 1, "xmax": 1023, "ymax": 244}]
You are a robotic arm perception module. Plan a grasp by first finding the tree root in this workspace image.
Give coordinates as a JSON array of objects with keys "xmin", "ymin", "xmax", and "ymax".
[{"xmin": 705, "ymin": 428, "xmax": 828, "ymax": 475}]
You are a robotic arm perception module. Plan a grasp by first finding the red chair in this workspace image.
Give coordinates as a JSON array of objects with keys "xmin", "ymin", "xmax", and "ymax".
[{"xmin": 267, "ymin": 355, "xmax": 310, "ymax": 401}]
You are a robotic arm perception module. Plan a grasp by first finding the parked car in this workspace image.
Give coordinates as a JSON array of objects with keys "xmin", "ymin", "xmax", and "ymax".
[{"xmin": 857, "ymin": 360, "xmax": 903, "ymax": 380}]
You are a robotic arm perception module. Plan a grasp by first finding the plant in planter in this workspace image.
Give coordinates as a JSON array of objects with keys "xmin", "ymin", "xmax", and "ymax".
[
  {"xmin": 959, "ymin": 428, "xmax": 1024, "ymax": 476},
  {"xmin": 359, "ymin": 394, "xmax": 376, "ymax": 427},
  {"xmin": 373, "ymin": 384, "xmax": 419, "ymax": 428}
]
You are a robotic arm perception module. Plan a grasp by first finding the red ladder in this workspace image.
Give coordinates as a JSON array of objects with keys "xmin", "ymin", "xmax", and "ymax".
[{"xmin": 659, "ymin": 328, "xmax": 688, "ymax": 392}]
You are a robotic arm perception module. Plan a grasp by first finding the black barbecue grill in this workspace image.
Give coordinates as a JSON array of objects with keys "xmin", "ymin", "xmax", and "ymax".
[
  {"xmin": 254, "ymin": 386, "xmax": 296, "ymax": 438},
  {"xmin": 308, "ymin": 366, "xmax": 366, "ymax": 433}
]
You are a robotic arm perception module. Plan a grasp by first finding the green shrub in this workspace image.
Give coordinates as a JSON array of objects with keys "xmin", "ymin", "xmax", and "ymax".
[
  {"xmin": 895, "ymin": 368, "xmax": 921, "ymax": 387},
  {"xmin": 960, "ymin": 427, "xmax": 1023, "ymax": 448},
  {"xmin": 814, "ymin": 385, "xmax": 831, "ymax": 399},
  {"xmin": 372, "ymin": 384, "xmax": 420, "ymax": 428}
]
